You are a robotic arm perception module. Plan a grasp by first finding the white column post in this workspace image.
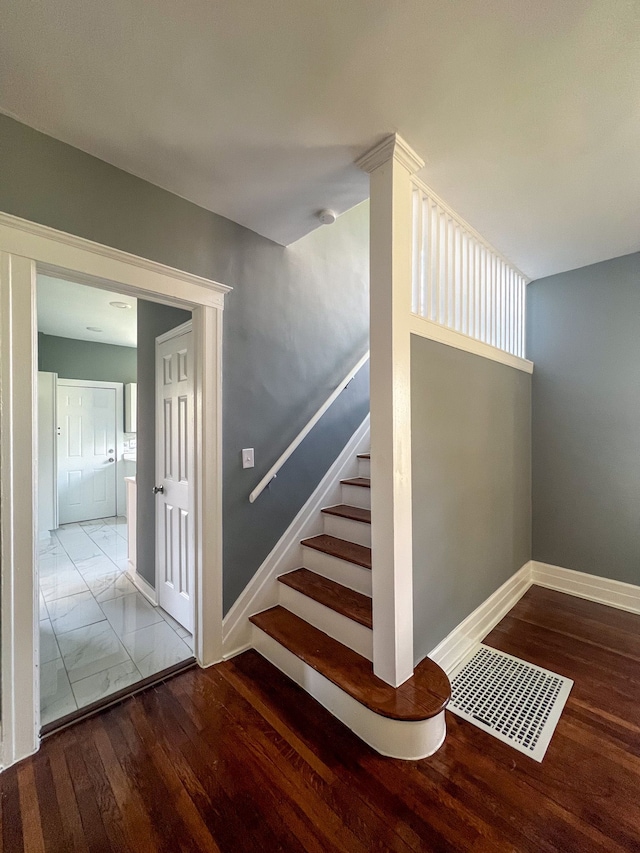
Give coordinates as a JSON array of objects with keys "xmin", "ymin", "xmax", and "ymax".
[
  {"xmin": 0, "ymin": 251, "xmax": 39, "ymax": 767},
  {"xmin": 357, "ymin": 135, "xmax": 424, "ymax": 687}
]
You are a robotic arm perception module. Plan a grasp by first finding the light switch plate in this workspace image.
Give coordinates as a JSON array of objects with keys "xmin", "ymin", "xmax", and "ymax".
[{"xmin": 242, "ymin": 448, "xmax": 255, "ymax": 469}]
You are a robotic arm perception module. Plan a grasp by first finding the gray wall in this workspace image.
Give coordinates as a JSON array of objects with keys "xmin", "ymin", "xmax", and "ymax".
[
  {"xmin": 411, "ymin": 337, "xmax": 531, "ymax": 661},
  {"xmin": 527, "ymin": 252, "xmax": 640, "ymax": 585},
  {"xmin": 136, "ymin": 300, "xmax": 192, "ymax": 587},
  {"xmin": 38, "ymin": 333, "xmax": 137, "ymax": 384},
  {"xmin": 1, "ymin": 114, "xmax": 369, "ymax": 613}
]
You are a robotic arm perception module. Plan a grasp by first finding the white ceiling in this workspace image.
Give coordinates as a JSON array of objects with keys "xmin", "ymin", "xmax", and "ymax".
[
  {"xmin": 37, "ymin": 276, "xmax": 137, "ymax": 347},
  {"xmin": 2, "ymin": 1, "xmax": 639, "ymax": 279}
]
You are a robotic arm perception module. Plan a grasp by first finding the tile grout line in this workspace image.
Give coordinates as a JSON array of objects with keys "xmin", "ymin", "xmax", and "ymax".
[{"xmin": 40, "ymin": 517, "xmax": 194, "ymax": 721}]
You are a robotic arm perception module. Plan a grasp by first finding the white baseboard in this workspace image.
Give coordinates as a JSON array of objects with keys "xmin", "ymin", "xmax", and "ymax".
[
  {"xmin": 428, "ymin": 559, "xmax": 640, "ymax": 677},
  {"xmin": 221, "ymin": 414, "xmax": 371, "ymax": 660},
  {"xmin": 429, "ymin": 562, "xmax": 533, "ymax": 676},
  {"xmin": 531, "ymin": 560, "xmax": 640, "ymax": 615},
  {"xmin": 128, "ymin": 567, "xmax": 158, "ymax": 606}
]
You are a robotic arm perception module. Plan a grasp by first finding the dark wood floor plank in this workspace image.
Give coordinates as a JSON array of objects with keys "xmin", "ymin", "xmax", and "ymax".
[
  {"xmin": 1, "ymin": 766, "xmax": 25, "ymax": 853},
  {"xmin": 3, "ymin": 584, "xmax": 640, "ymax": 852},
  {"xmin": 16, "ymin": 762, "xmax": 45, "ymax": 853}
]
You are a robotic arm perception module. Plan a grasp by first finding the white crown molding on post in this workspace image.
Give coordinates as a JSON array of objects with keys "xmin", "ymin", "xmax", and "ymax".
[
  {"xmin": 221, "ymin": 416, "xmax": 371, "ymax": 660},
  {"xmin": 428, "ymin": 562, "xmax": 533, "ymax": 676},
  {"xmin": 356, "ymin": 134, "xmax": 425, "ymax": 176},
  {"xmin": 531, "ymin": 561, "xmax": 640, "ymax": 615}
]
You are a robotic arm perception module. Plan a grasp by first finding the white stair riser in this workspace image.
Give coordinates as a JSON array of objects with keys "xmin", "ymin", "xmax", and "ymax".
[
  {"xmin": 301, "ymin": 545, "xmax": 372, "ymax": 596},
  {"xmin": 252, "ymin": 627, "xmax": 447, "ymax": 760},
  {"xmin": 358, "ymin": 457, "xmax": 371, "ymax": 478},
  {"xmin": 322, "ymin": 513, "xmax": 371, "ymax": 547},
  {"xmin": 341, "ymin": 483, "xmax": 370, "ymax": 509},
  {"xmin": 278, "ymin": 584, "xmax": 372, "ymax": 660}
]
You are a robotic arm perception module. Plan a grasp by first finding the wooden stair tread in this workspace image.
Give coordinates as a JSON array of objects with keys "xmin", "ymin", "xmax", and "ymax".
[
  {"xmin": 357, "ymin": 453, "xmax": 370, "ymax": 459},
  {"xmin": 250, "ymin": 607, "xmax": 450, "ymax": 721},
  {"xmin": 340, "ymin": 477, "xmax": 371, "ymax": 488},
  {"xmin": 278, "ymin": 568, "xmax": 372, "ymax": 628},
  {"xmin": 300, "ymin": 534, "xmax": 371, "ymax": 569},
  {"xmin": 321, "ymin": 504, "xmax": 371, "ymax": 525}
]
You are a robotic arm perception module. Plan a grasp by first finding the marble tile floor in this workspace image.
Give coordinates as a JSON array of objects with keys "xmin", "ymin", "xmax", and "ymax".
[{"xmin": 39, "ymin": 517, "xmax": 193, "ymax": 727}]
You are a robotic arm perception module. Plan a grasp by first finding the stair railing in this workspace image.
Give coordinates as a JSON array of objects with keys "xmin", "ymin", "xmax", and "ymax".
[{"xmin": 249, "ymin": 350, "xmax": 370, "ymax": 503}]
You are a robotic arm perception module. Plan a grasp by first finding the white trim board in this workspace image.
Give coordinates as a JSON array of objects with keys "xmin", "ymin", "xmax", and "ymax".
[
  {"xmin": 531, "ymin": 561, "xmax": 640, "ymax": 616},
  {"xmin": 410, "ymin": 315, "xmax": 534, "ymax": 375},
  {"xmin": 128, "ymin": 568, "xmax": 159, "ymax": 606},
  {"xmin": 222, "ymin": 415, "xmax": 370, "ymax": 660},
  {"xmin": 429, "ymin": 563, "xmax": 533, "ymax": 676},
  {"xmin": 428, "ymin": 560, "xmax": 640, "ymax": 677}
]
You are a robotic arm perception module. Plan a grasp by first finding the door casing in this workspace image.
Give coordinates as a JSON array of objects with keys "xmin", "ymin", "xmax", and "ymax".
[{"xmin": 0, "ymin": 211, "xmax": 230, "ymax": 770}]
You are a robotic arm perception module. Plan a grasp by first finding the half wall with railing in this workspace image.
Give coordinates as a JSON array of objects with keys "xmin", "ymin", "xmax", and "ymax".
[{"xmin": 411, "ymin": 178, "xmax": 528, "ymax": 359}]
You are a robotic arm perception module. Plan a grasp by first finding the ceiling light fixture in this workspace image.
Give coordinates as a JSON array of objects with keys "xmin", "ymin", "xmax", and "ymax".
[
  {"xmin": 86, "ymin": 326, "xmax": 103, "ymax": 332},
  {"xmin": 109, "ymin": 301, "xmax": 132, "ymax": 309}
]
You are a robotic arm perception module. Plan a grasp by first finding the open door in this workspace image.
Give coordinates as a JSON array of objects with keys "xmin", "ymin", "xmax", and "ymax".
[{"xmin": 155, "ymin": 321, "xmax": 194, "ymax": 633}]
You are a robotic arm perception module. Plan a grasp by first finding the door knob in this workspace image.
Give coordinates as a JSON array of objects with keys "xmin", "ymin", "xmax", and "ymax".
[
  {"xmin": 108, "ymin": 457, "xmax": 115, "ymax": 463},
  {"xmin": 153, "ymin": 485, "xmax": 165, "ymax": 494}
]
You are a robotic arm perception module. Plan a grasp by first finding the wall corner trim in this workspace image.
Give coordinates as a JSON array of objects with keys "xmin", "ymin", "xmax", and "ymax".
[
  {"xmin": 428, "ymin": 562, "xmax": 533, "ymax": 676},
  {"xmin": 355, "ymin": 133, "xmax": 425, "ymax": 175},
  {"xmin": 221, "ymin": 414, "xmax": 371, "ymax": 660},
  {"xmin": 531, "ymin": 561, "xmax": 640, "ymax": 615}
]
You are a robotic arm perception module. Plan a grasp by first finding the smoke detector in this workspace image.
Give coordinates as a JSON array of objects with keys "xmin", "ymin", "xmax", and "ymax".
[{"xmin": 318, "ymin": 209, "xmax": 337, "ymax": 225}]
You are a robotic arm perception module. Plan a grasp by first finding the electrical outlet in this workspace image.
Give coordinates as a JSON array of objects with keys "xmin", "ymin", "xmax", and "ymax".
[{"xmin": 242, "ymin": 448, "xmax": 255, "ymax": 469}]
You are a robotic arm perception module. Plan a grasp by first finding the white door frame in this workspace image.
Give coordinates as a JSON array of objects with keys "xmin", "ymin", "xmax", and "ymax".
[
  {"xmin": 0, "ymin": 212, "xmax": 231, "ymax": 770},
  {"xmin": 56, "ymin": 378, "xmax": 125, "ymax": 520}
]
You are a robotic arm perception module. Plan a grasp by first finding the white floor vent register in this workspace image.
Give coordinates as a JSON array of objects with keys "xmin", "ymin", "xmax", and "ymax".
[{"xmin": 448, "ymin": 645, "xmax": 573, "ymax": 762}]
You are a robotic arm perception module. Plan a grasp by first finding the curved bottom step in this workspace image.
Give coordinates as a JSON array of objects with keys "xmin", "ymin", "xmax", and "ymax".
[{"xmin": 251, "ymin": 607, "xmax": 449, "ymax": 760}]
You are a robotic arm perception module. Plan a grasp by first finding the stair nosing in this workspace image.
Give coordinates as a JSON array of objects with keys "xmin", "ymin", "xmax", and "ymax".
[
  {"xmin": 300, "ymin": 534, "xmax": 371, "ymax": 570},
  {"xmin": 340, "ymin": 477, "xmax": 371, "ymax": 489},
  {"xmin": 250, "ymin": 606, "xmax": 450, "ymax": 721},
  {"xmin": 278, "ymin": 568, "xmax": 372, "ymax": 629},
  {"xmin": 321, "ymin": 504, "xmax": 371, "ymax": 525}
]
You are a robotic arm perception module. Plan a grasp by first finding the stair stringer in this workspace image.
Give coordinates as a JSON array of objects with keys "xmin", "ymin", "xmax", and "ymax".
[
  {"xmin": 253, "ymin": 625, "xmax": 447, "ymax": 760},
  {"xmin": 222, "ymin": 415, "xmax": 370, "ymax": 659}
]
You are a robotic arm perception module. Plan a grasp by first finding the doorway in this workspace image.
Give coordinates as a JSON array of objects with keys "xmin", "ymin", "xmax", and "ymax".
[
  {"xmin": 0, "ymin": 212, "xmax": 230, "ymax": 768},
  {"xmin": 36, "ymin": 277, "xmax": 198, "ymax": 728}
]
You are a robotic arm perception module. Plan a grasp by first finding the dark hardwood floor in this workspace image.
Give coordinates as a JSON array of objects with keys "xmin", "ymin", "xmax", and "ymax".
[{"xmin": 2, "ymin": 584, "xmax": 639, "ymax": 852}]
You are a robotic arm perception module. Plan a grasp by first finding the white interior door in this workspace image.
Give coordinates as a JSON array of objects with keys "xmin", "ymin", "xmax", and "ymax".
[
  {"xmin": 57, "ymin": 381, "xmax": 118, "ymax": 524},
  {"xmin": 156, "ymin": 322, "xmax": 194, "ymax": 632}
]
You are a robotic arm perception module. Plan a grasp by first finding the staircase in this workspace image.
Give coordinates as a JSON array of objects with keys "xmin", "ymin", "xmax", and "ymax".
[{"xmin": 250, "ymin": 452, "xmax": 452, "ymax": 760}]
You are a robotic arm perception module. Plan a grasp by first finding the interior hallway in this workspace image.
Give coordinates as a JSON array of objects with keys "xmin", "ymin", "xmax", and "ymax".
[
  {"xmin": 39, "ymin": 517, "xmax": 193, "ymax": 726},
  {"xmin": 9, "ymin": 584, "xmax": 640, "ymax": 851}
]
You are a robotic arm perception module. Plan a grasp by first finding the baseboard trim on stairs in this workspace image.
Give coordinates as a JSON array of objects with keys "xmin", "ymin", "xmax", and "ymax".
[
  {"xmin": 531, "ymin": 560, "xmax": 640, "ymax": 615},
  {"xmin": 252, "ymin": 625, "xmax": 446, "ymax": 760},
  {"xmin": 428, "ymin": 562, "xmax": 533, "ymax": 676},
  {"xmin": 222, "ymin": 415, "xmax": 370, "ymax": 660}
]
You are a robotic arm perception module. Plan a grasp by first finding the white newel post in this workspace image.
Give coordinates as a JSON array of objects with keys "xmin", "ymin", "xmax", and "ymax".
[{"xmin": 357, "ymin": 135, "xmax": 424, "ymax": 687}]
